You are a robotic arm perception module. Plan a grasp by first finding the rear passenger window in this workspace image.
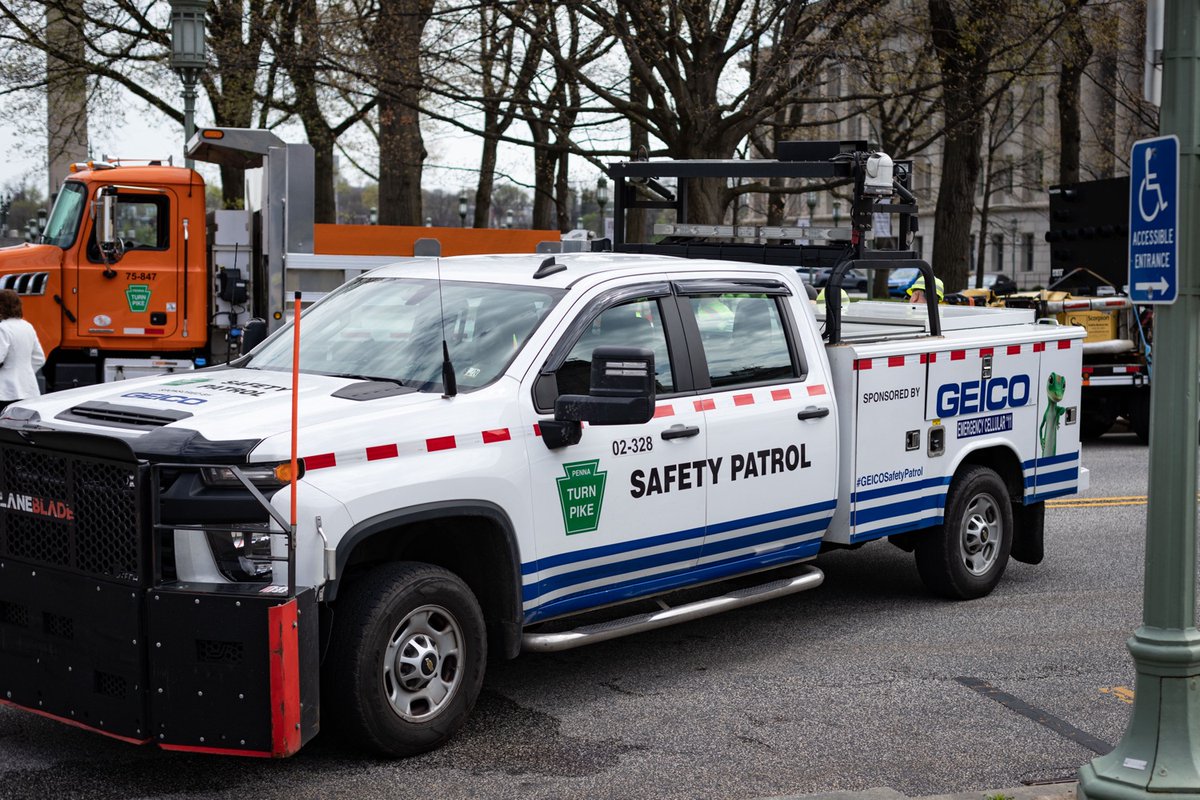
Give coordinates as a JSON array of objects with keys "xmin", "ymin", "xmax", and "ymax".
[
  {"xmin": 689, "ymin": 294, "xmax": 797, "ymax": 388},
  {"xmin": 556, "ymin": 298, "xmax": 675, "ymax": 396}
]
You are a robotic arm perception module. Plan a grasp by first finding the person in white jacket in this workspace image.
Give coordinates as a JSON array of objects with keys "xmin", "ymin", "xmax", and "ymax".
[{"xmin": 0, "ymin": 290, "xmax": 45, "ymax": 407}]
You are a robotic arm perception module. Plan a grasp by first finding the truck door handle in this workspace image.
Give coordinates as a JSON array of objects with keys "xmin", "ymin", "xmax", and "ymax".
[
  {"xmin": 661, "ymin": 424, "xmax": 700, "ymax": 440},
  {"xmin": 797, "ymin": 406, "xmax": 830, "ymax": 420}
]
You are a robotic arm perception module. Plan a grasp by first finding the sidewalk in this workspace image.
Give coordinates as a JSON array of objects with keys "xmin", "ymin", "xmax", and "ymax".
[{"xmin": 767, "ymin": 782, "xmax": 1077, "ymax": 800}]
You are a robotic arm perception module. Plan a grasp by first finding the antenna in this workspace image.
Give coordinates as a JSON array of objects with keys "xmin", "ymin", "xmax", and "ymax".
[{"xmin": 435, "ymin": 257, "xmax": 457, "ymax": 397}]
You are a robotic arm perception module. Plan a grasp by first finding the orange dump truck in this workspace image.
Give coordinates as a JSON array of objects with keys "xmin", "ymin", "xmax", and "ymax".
[{"xmin": 0, "ymin": 127, "xmax": 558, "ymax": 390}]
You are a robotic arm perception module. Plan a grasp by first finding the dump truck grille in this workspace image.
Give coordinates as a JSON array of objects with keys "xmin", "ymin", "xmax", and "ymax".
[{"xmin": 0, "ymin": 444, "xmax": 142, "ymax": 585}]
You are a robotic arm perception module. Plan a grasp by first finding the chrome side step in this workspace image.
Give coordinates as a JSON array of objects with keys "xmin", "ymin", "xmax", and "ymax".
[{"xmin": 521, "ymin": 565, "xmax": 824, "ymax": 653}]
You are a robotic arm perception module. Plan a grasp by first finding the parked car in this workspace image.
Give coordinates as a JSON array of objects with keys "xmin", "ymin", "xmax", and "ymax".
[
  {"xmin": 813, "ymin": 267, "xmax": 868, "ymax": 291},
  {"xmin": 981, "ymin": 272, "xmax": 1019, "ymax": 295},
  {"xmin": 888, "ymin": 266, "xmax": 921, "ymax": 297}
]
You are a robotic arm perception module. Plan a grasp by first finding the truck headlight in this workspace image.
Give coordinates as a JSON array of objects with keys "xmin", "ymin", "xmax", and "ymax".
[
  {"xmin": 206, "ymin": 527, "xmax": 274, "ymax": 582},
  {"xmin": 0, "ymin": 406, "xmax": 40, "ymax": 423},
  {"xmin": 200, "ymin": 462, "xmax": 300, "ymax": 488}
]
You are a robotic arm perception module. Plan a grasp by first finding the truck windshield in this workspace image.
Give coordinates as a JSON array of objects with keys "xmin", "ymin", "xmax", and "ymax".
[
  {"xmin": 41, "ymin": 181, "xmax": 87, "ymax": 249},
  {"xmin": 246, "ymin": 277, "xmax": 564, "ymax": 392}
]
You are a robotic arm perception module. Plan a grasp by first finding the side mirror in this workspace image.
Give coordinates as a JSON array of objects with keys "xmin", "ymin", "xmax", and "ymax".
[
  {"xmin": 96, "ymin": 189, "xmax": 123, "ymax": 265},
  {"xmin": 241, "ymin": 318, "xmax": 268, "ymax": 352},
  {"xmin": 542, "ymin": 347, "xmax": 656, "ymax": 449}
]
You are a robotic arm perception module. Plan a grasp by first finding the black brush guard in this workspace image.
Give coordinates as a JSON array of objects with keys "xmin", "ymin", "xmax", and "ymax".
[{"xmin": 0, "ymin": 428, "xmax": 318, "ymax": 757}]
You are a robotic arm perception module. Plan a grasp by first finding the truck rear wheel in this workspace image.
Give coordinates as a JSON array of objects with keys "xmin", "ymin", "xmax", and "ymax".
[
  {"xmin": 915, "ymin": 465, "xmax": 1013, "ymax": 599},
  {"xmin": 327, "ymin": 562, "xmax": 487, "ymax": 757}
]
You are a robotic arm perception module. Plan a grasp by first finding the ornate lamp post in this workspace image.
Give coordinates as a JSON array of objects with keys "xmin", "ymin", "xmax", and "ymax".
[
  {"xmin": 806, "ymin": 191, "xmax": 818, "ymax": 224},
  {"xmin": 505, "ymin": 209, "xmax": 514, "ymax": 229},
  {"xmin": 596, "ymin": 177, "xmax": 609, "ymax": 237},
  {"xmin": 458, "ymin": 191, "xmax": 468, "ymax": 227},
  {"xmin": 832, "ymin": 201, "xmax": 841, "ymax": 227},
  {"xmin": 169, "ymin": 0, "xmax": 207, "ymax": 168}
]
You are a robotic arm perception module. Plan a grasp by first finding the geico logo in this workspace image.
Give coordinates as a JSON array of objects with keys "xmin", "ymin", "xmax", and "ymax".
[
  {"xmin": 935, "ymin": 375, "xmax": 1030, "ymax": 417},
  {"xmin": 120, "ymin": 392, "xmax": 208, "ymax": 405}
]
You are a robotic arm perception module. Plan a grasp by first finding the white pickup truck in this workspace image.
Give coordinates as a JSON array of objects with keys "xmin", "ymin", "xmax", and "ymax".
[{"xmin": 0, "ymin": 252, "xmax": 1086, "ymax": 759}]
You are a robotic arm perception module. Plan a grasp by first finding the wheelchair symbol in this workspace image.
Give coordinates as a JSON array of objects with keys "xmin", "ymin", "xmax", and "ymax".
[{"xmin": 1138, "ymin": 146, "xmax": 1169, "ymax": 223}]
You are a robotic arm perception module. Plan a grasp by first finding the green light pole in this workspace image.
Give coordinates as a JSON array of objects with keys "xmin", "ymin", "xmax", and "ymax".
[
  {"xmin": 1078, "ymin": 2, "xmax": 1200, "ymax": 799},
  {"xmin": 169, "ymin": 0, "xmax": 206, "ymax": 169}
]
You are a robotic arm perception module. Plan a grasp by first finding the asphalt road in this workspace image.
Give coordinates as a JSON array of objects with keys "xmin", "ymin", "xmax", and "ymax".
[{"xmin": 0, "ymin": 431, "xmax": 1158, "ymax": 800}]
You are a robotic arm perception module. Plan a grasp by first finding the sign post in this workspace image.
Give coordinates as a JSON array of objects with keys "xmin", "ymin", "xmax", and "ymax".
[{"xmin": 1079, "ymin": 2, "xmax": 1200, "ymax": 799}]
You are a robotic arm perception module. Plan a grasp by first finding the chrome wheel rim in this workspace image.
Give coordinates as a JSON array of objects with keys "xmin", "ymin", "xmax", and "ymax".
[
  {"xmin": 959, "ymin": 492, "xmax": 1002, "ymax": 576},
  {"xmin": 383, "ymin": 604, "xmax": 463, "ymax": 721}
]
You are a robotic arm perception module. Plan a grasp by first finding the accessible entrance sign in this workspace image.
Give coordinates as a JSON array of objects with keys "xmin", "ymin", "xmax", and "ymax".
[{"xmin": 1129, "ymin": 135, "xmax": 1179, "ymax": 304}]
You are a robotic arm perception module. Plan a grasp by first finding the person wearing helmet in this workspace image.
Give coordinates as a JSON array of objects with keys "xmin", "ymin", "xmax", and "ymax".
[{"xmin": 906, "ymin": 275, "xmax": 945, "ymax": 304}]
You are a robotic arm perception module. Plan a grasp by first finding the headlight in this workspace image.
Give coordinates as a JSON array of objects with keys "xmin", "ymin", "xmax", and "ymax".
[
  {"xmin": 200, "ymin": 462, "xmax": 301, "ymax": 488},
  {"xmin": 206, "ymin": 526, "xmax": 274, "ymax": 582},
  {"xmin": 0, "ymin": 406, "xmax": 39, "ymax": 423}
]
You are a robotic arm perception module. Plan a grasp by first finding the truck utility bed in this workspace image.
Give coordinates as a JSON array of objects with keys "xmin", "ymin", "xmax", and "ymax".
[{"xmin": 818, "ymin": 301, "xmax": 1037, "ymax": 342}]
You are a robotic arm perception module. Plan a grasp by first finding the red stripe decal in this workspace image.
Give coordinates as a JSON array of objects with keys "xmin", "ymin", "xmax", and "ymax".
[
  {"xmin": 979, "ymin": 348, "xmax": 993, "ymax": 358},
  {"xmin": 160, "ymin": 743, "xmax": 274, "ymax": 758},
  {"xmin": 1033, "ymin": 342, "xmax": 1046, "ymax": 352},
  {"xmin": 653, "ymin": 404, "xmax": 675, "ymax": 418},
  {"xmin": 771, "ymin": 388, "xmax": 792, "ymax": 401},
  {"xmin": 1058, "ymin": 340, "xmax": 1072, "ymax": 350},
  {"xmin": 951, "ymin": 350, "xmax": 966, "ymax": 361},
  {"xmin": 693, "ymin": 398, "xmax": 715, "ymax": 412},
  {"xmin": 482, "ymin": 428, "xmax": 511, "ymax": 444},
  {"xmin": 145, "ymin": 328, "xmax": 165, "ymax": 335},
  {"xmin": 533, "ymin": 424, "xmax": 542, "ymax": 437},
  {"xmin": 928, "ymin": 352, "xmax": 937, "ymax": 363},
  {"xmin": 366, "ymin": 444, "xmax": 398, "ymax": 461},
  {"xmin": 888, "ymin": 356, "xmax": 905, "ymax": 368},
  {"xmin": 0, "ymin": 699, "xmax": 152, "ymax": 746},
  {"xmin": 807, "ymin": 384, "xmax": 827, "ymax": 396},
  {"xmin": 919, "ymin": 353, "xmax": 928, "ymax": 364},
  {"xmin": 305, "ymin": 452, "xmax": 336, "ymax": 470},
  {"xmin": 268, "ymin": 599, "xmax": 302, "ymax": 757},
  {"xmin": 734, "ymin": 393, "xmax": 755, "ymax": 406},
  {"xmin": 855, "ymin": 359, "xmax": 872, "ymax": 370},
  {"xmin": 1007, "ymin": 344, "xmax": 1022, "ymax": 355},
  {"xmin": 426, "ymin": 436, "xmax": 456, "ymax": 452}
]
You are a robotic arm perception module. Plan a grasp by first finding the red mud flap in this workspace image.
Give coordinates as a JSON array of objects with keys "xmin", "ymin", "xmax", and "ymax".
[{"xmin": 147, "ymin": 584, "xmax": 319, "ymax": 757}]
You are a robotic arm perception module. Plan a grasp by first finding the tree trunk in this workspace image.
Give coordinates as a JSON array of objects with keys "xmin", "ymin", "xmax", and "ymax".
[
  {"xmin": 529, "ymin": 120, "xmax": 556, "ymax": 229},
  {"xmin": 626, "ymin": 73, "xmax": 650, "ymax": 242},
  {"xmin": 375, "ymin": 0, "xmax": 432, "ymax": 226},
  {"xmin": 1056, "ymin": 0, "xmax": 1092, "ymax": 185}
]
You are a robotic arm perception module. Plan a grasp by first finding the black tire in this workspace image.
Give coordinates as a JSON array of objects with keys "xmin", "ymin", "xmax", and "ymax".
[
  {"xmin": 1130, "ymin": 390, "xmax": 1151, "ymax": 444},
  {"xmin": 915, "ymin": 465, "xmax": 1013, "ymax": 599},
  {"xmin": 1080, "ymin": 411, "xmax": 1115, "ymax": 440},
  {"xmin": 327, "ymin": 562, "xmax": 487, "ymax": 757}
]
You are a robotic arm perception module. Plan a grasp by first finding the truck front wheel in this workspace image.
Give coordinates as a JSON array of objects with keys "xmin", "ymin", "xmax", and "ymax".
[
  {"xmin": 915, "ymin": 465, "xmax": 1013, "ymax": 599},
  {"xmin": 327, "ymin": 562, "xmax": 487, "ymax": 756}
]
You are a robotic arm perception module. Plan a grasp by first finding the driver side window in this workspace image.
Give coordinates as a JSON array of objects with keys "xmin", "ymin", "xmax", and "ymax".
[{"xmin": 556, "ymin": 298, "xmax": 675, "ymax": 397}]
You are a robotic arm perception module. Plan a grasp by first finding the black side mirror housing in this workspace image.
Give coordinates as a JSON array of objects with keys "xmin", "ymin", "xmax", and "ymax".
[{"xmin": 542, "ymin": 347, "xmax": 656, "ymax": 449}]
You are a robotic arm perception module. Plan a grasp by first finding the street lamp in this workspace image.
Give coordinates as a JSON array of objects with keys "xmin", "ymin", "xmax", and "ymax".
[
  {"xmin": 0, "ymin": 193, "xmax": 11, "ymax": 235},
  {"xmin": 596, "ymin": 177, "xmax": 609, "ymax": 237},
  {"xmin": 458, "ymin": 191, "xmax": 468, "ymax": 227},
  {"xmin": 505, "ymin": 209, "xmax": 514, "ymax": 229},
  {"xmin": 806, "ymin": 191, "xmax": 818, "ymax": 223},
  {"xmin": 832, "ymin": 201, "xmax": 841, "ymax": 227},
  {"xmin": 369, "ymin": 207, "xmax": 377, "ymax": 225},
  {"xmin": 169, "ymin": 0, "xmax": 207, "ymax": 168}
]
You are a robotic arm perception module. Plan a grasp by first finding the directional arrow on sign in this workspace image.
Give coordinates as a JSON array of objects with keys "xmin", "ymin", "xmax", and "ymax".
[{"xmin": 1135, "ymin": 277, "xmax": 1171, "ymax": 295}]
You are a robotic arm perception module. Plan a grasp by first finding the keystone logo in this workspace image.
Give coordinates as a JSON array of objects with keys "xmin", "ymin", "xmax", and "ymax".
[
  {"xmin": 126, "ymin": 284, "xmax": 152, "ymax": 313},
  {"xmin": 556, "ymin": 459, "xmax": 607, "ymax": 535}
]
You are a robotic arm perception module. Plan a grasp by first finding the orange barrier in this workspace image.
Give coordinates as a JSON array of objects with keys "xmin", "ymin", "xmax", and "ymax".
[{"xmin": 314, "ymin": 224, "xmax": 560, "ymax": 257}]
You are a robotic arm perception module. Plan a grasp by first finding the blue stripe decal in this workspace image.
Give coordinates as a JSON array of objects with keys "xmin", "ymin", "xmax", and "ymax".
[
  {"xmin": 1027, "ymin": 486, "xmax": 1077, "ymax": 503},
  {"xmin": 850, "ymin": 514, "xmax": 944, "ymax": 543},
  {"xmin": 525, "ymin": 537, "xmax": 822, "ymax": 623},
  {"xmin": 851, "ymin": 476, "xmax": 952, "ymax": 503},
  {"xmin": 522, "ymin": 498, "xmax": 836, "ymax": 576},
  {"xmin": 854, "ymin": 494, "xmax": 946, "ymax": 525},
  {"xmin": 1024, "ymin": 466, "xmax": 1079, "ymax": 489},
  {"xmin": 536, "ymin": 516, "xmax": 832, "ymax": 600},
  {"xmin": 1022, "ymin": 451, "xmax": 1080, "ymax": 470}
]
